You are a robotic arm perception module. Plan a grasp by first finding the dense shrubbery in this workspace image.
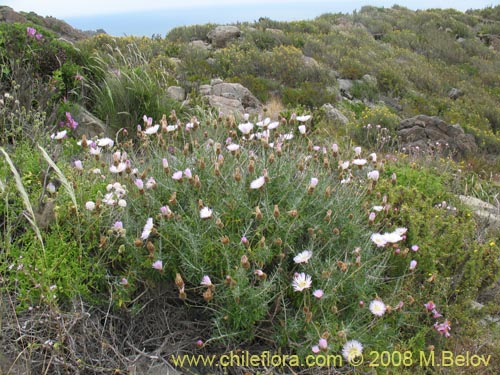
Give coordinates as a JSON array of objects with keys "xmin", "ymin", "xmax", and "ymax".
[{"xmin": 1, "ymin": 6, "xmax": 500, "ymax": 374}]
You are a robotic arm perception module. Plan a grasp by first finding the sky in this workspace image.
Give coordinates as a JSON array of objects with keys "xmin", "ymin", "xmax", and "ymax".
[{"xmin": 4, "ymin": 0, "xmax": 497, "ymax": 36}]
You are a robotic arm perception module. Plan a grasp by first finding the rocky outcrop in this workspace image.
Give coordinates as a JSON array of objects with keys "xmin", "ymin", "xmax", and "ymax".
[
  {"xmin": 188, "ymin": 40, "xmax": 211, "ymax": 50},
  {"xmin": 207, "ymin": 26, "xmax": 241, "ymax": 48},
  {"xmin": 397, "ymin": 115, "xmax": 477, "ymax": 157},
  {"xmin": 458, "ymin": 195, "xmax": 500, "ymax": 232},
  {"xmin": 200, "ymin": 81, "xmax": 262, "ymax": 116},
  {"xmin": 321, "ymin": 104, "xmax": 349, "ymax": 126},
  {"xmin": 167, "ymin": 86, "xmax": 186, "ymax": 101}
]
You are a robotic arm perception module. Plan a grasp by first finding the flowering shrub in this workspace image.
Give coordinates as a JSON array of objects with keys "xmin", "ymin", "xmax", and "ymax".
[{"xmin": 3, "ymin": 108, "xmax": 498, "ymax": 372}]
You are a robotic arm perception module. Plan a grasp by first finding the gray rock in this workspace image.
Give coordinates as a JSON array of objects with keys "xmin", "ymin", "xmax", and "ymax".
[
  {"xmin": 448, "ymin": 87, "xmax": 464, "ymax": 100},
  {"xmin": 210, "ymin": 78, "xmax": 224, "ymax": 86},
  {"xmin": 211, "ymin": 82, "xmax": 261, "ymax": 110},
  {"xmin": 338, "ymin": 79, "xmax": 353, "ymax": 92},
  {"xmin": 302, "ymin": 56, "xmax": 320, "ymax": 69},
  {"xmin": 188, "ymin": 40, "xmax": 211, "ymax": 50},
  {"xmin": 166, "ymin": 86, "xmax": 185, "ymax": 101},
  {"xmin": 206, "ymin": 95, "xmax": 245, "ymax": 115},
  {"xmin": 362, "ymin": 74, "xmax": 378, "ymax": 86},
  {"xmin": 207, "ymin": 25, "xmax": 241, "ymax": 48},
  {"xmin": 266, "ymin": 28, "xmax": 284, "ymax": 35},
  {"xmin": 397, "ymin": 115, "xmax": 478, "ymax": 157},
  {"xmin": 321, "ymin": 104, "xmax": 349, "ymax": 126},
  {"xmin": 199, "ymin": 84, "xmax": 212, "ymax": 96},
  {"xmin": 73, "ymin": 104, "xmax": 108, "ymax": 138},
  {"xmin": 458, "ymin": 195, "xmax": 500, "ymax": 230}
]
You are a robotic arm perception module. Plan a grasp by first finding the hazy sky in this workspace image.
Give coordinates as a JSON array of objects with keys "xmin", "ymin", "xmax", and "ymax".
[{"xmin": 4, "ymin": 0, "xmax": 497, "ymax": 36}]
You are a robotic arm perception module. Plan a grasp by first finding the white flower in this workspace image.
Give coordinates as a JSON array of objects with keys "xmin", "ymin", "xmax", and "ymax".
[
  {"xmin": 372, "ymin": 205, "xmax": 384, "ymax": 212},
  {"xmin": 292, "ymin": 273, "xmax": 312, "ymax": 292},
  {"xmin": 367, "ymin": 170, "xmax": 380, "ymax": 181},
  {"xmin": 383, "ymin": 231, "xmax": 403, "ymax": 244},
  {"xmin": 369, "ymin": 300, "xmax": 386, "ymax": 316},
  {"xmin": 354, "ymin": 146, "xmax": 362, "ymax": 156},
  {"xmin": 340, "ymin": 161, "xmax": 350, "ymax": 170},
  {"xmin": 294, "ymin": 250, "xmax": 313, "ymax": 264},
  {"xmin": 50, "ymin": 130, "xmax": 67, "ymax": 140},
  {"xmin": 280, "ymin": 133, "xmax": 294, "ymax": 141},
  {"xmin": 256, "ymin": 118, "xmax": 271, "ymax": 127},
  {"xmin": 144, "ymin": 124, "xmax": 160, "ymax": 135},
  {"xmin": 296, "ymin": 114, "xmax": 311, "ymax": 122},
  {"xmin": 268, "ymin": 121, "xmax": 279, "ymax": 129},
  {"xmin": 85, "ymin": 201, "xmax": 95, "ymax": 211},
  {"xmin": 369, "ymin": 153, "xmax": 377, "ymax": 162},
  {"xmin": 342, "ymin": 340, "xmax": 363, "ymax": 362},
  {"xmin": 309, "ymin": 177, "xmax": 319, "ymax": 188},
  {"xmin": 409, "ymin": 260, "xmax": 417, "ymax": 270},
  {"xmin": 370, "ymin": 233, "xmax": 387, "ymax": 247},
  {"xmin": 145, "ymin": 177, "xmax": 156, "ymax": 189},
  {"xmin": 46, "ymin": 182, "xmax": 56, "ymax": 194},
  {"xmin": 89, "ymin": 146, "xmax": 102, "ymax": 156},
  {"xmin": 227, "ymin": 144, "xmax": 240, "ymax": 152},
  {"xmin": 96, "ymin": 137, "xmax": 114, "ymax": 148},
  {"xmin": 393, "ymin": 227, "xmax": 407, "ymax": 236},
  {"xmin": 298, "ymin": 125, "xmax": 307, "ymax": 134},
  {"xmin": 353, "ymin": 158, "xmax": 367, "ymax": 166},
  {"xmin": 165, "ymin": 124, "xmax": 178, "ymax": 132},
  {"xmin": 200, "ymin": 207, "xmax": 213, "ymax": 219},
  {"xmin": 118, "ymin": 199, "xmax": 127, "ymax": 207},
  {"xmin": 141, "ymin": 218, "xmax": 154, "ymax": 240},
  {"xmin": 238, "ymin": 122, "xmax": 254, "ymax": 135},
  {"xmin": 250, "ymin": 176, "xmax": 266, "ymax": 189},
  {"xmin": 109, "ymin": 162, "xmax": 126, "ymax": 174}
]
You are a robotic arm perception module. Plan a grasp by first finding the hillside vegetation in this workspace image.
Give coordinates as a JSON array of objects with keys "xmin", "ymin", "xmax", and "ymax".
[{"xmin": 0, "ymin": 5, "xmax": 499, "ymax": 375}]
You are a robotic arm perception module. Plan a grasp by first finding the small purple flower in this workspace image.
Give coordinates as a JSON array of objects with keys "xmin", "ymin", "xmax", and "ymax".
[
  {"xmin": 35, "ymin": 33, "xmax": 43, "ymax": 40},
  {"xmin": 27, "ymin": 27, "xmax": 36, "ymax": 37},
  {"xmin": 411, "ymin": 245, "xmax": 419, "ymax": 252}
]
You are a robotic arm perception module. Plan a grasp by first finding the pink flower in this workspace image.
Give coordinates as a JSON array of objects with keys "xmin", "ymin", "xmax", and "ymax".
[
  {"xmin": 424, "ymin": 301, "xmax": 436, "ymax": 311},
  {"xmin": 411, "ymin": 245, "xmax": 419, "ymax": 252},
  {"xmin": 312, "ymin": 345, "xmax": 320, "ymax": 354},
  {"xmin": 409, "ymin": 260, "xmax": 417, "ymax": 270},
  {"xmin": 200, "ymin": 275, "xmax": 213, "ymax": 287},
  {"xmin": 318, "ymin": 338, "xmax": 328, "ymax": 350},
  {"xmin": 120, "ymin": 278, "xmax": 129, "ymax": 286},
  {"xmin": 74, "ymin": 160, "xmax": 83, "ymax": 170},
  {"xmin": 134, "ymin": 179, "xmax": 144, "ymax": 190},
  {"xmin": 152, "ymin": 260, "xmax": 163, "ymax": 271},
  {"xmin": 313, "ymin": 289, "xmax": 324, "ymax": 299},
  {"xmin": 27, "ymin": 27, "xmax": 36, "ymax": 37},
  {"xmin": 172, "ymin": 171, "xmax": 183, "ymax": 181},
  {"xmin": 432, "ymin": 309, "xmax": 443, "ymax": 318},
  {"xmin": 434, "ymin": 320, "xmax": 451, "ymax": 337},
  {"xmin": 35, "ymin": 33, "xmax": 43, "ymax": 40}
]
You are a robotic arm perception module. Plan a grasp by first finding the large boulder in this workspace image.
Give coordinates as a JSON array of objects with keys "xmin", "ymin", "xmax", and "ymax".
[
  {"xmin": 199, "ymin": 81, "xmax": 262, "ymax": 116},
  {"xmin": 207, "ymin": 26, "xmax": 241, "ymax": 48},
  {"xmin": 397, "ymin": 115, "xmax": 477, "ymax": 157},
  {"xmin": 211, "ymin": 82, "xmax": 261, "ymax": 110},
  {"xmin": 321, "ymin": 104, "xmax": 349, "ymax": 126},
  {"xmin": 206, "ymin": 95, "xmax": 245, "ymax": 115}
]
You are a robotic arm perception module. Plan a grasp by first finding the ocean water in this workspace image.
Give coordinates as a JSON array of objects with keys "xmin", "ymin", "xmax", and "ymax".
[{"xmin": 63, "ymin": 2, "xmax": 360, "ymax": 37}]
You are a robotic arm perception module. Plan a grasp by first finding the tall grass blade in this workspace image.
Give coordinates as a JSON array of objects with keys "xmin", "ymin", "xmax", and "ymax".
[
  {"xmin": 37, "ymin": 145, "xmax": 78, "ymax": 213},
  {"xmin": 0, "ymin": 147, "xmax": 44, "ymax": 250}
]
